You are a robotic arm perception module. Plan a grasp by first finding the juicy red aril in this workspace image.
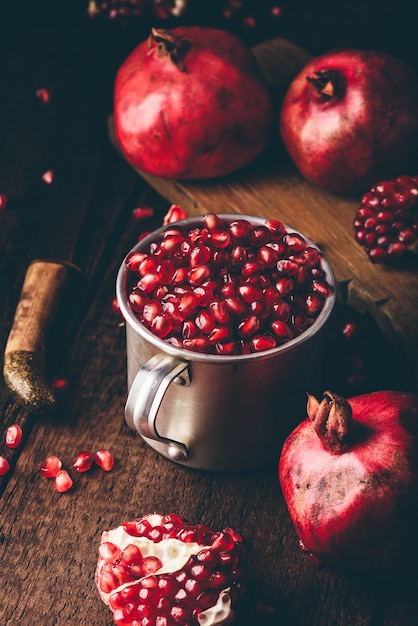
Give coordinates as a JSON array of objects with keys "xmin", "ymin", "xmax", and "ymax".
[
  {"xmin": 0, "ymin": 456, "xmax": 10, "ymax": 476},
  {"xmin": 0, "ymin": 193, "xmax": 9, "ymax": 209},
  {"xmin": 5, "ymin": 424, "xmax": 23, "ymax": 448},
  {"xmin": 132, "ymin": 206, "xmax": 154, "ymax": 222},
  {"xmin": 94, "ymin": 449, "xmax": 115, "ymax": 471},
  {"xmin": 54, "ymin": 469, "xmax": 73, "ymax": 492},
  {"xmin": 40, "ymin": 455, "xmax": 62, "ymax": 478},
  {"xmin": 73, "ymin": 450, "xmax": 93, "ymax": 472},
  {"xmin": 125, "ymin": 216, "xmax": 333, "ymax": 354},
  {"xmin": 163, "ymin": 204, "xmax": 188, "ymax": 225}
]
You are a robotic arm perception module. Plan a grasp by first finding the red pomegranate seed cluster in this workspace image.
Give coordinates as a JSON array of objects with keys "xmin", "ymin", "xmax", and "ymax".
[
  {"xmin": 125, "ymin": 214, "xmax": 333, "ymax": 355},
  {"xmin": 353, "ymin": 174, "xmax": 418, "ymax": 264},
  {"xmin": 96, "ymin": 513, "xmax": 246, "ymax": 626}
]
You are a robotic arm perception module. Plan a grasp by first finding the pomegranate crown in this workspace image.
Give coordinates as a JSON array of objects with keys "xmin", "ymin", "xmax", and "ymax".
[{"xmin": 307, "ymin": 390, "xmax": 356, "ymax": 454}]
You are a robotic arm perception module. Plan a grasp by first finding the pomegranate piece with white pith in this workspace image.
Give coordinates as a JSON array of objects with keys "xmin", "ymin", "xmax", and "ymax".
[
  {"xmin": 279, "ymin": 390, "xmax": 418, "ymax": 572},
  {"xmin": 124, "ymin": 214, "xmax": 333, "ymax": 355},
  {"xmin": 353, "ymin": 174, "xmax": 418, "ymax": 265},
  {"xmin": 96, "ymin": 513, "xmax": 246, "ymax": 626}
]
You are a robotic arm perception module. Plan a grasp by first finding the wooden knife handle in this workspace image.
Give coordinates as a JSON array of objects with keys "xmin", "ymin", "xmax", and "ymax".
[{"xmin": 3, "ymin": 259, "xmax": 81, "ymax": 412}]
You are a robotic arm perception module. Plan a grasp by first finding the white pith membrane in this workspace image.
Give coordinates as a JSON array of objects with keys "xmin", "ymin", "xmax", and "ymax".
[{"xmin": 96, "ymin": 518, "xmax": 236, "ymax": 626}]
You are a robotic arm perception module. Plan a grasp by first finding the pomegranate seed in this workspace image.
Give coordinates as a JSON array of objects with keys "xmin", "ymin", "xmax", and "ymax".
[
  {"xmin": 94, "ymin": 449, "xmax": 115, "ymax": 471},
  {"xmin": 215, "ymin": 341, "xmax": 239, "ymax": 355},
  {"xmin": 132, "ymin": 206, "xmax": 154, "ymax": 222},
  {"xmin": 210, "ymin": 230, "xmax": 231, "ymax": 248},
  {"xmin": 250, "ymin": 225, "xmax": 270, "ymax": 246},
  {"xmin": 151, "ymin": 314, "xmax": 173, "ymax": 338},
  {"xmin": 265, "ymin": 218, "xmax": 286, "ymax": 240},
  {"xmin": 237, "ymin": 283, "xmax": 262, "ymax": 303},
  {"xmin": 0, "ymin": 456, "xmax": 10, "ymax": 476},
  {"xmin": 238, "ymin": 315, "xmax": 260, "ymax": 338},
  {"xmin": 142, "ymin": 556, "xmax": 162, "ymax": 574},
  {"xmin": 187, "ymin": 265, "xmax": 210, "ymax": 286},
  {"xmin": 36, "ymin": 87, "xmax": 51, "ymax": 103},
  {"xmin": 126, "ymin": 251, "xmax": 148, "ymax": 272},
  {"xmin": 208, "ymin": 326, "xmax": 231, "ymax": 344},
  {"xmin": 183, "ymin": 337, "xmax": 209, "ymax": 352},
  {"xmin": 229, "ymin": 219, "xmax": 253, "ymax": 242},
  {"xmin": 73, "ymin": 450, "xmax": 93, "ymax": 472},
  {"xmin": 195, "ymin": 311, "xmax": 216, "ymax": 335},
  {"xmin": 204, "ymin": 213, "xmax": 222, "ymax": 230},
  {"xmin": 190, "ymin": 244, "xmax": 211, "ymax": 267},
  {"xmin": 271, "ymin": 320, "xmax": 294, "ymax": 341},
  {"xmin": 54, "ymin": 469, "xmax": 73, "ymax": 492},
  {"xmin": 42, "ymin": 170, "xmax": 54, "ymax": 184},
  {"xmin": 163, "ymin": 204, "xmax": 188, "ymax": 224},
  {"xmin": 40, "ymin": 455, "xmax": 62, "ymax": 478},
  {"xmin": 0, "ymin": 193, "xmax": 8, "ymax": 210},
  {"xmin": 251, "ymin": 335, "xmax": 277, "ymax": 351},
  {"xmin": 5, "ymin": 424, "xmax": 23, "ymax": 448}
]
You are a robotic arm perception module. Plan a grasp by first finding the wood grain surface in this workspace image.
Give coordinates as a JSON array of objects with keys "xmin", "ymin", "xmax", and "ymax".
[{"xmin": 1, "ymin": 7, "xmax": 418, "ymax": 626}]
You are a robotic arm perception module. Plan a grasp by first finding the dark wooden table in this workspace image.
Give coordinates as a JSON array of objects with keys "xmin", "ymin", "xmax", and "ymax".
[{"xmin": 1, "ymin": 4, "xmax": 418, "ymax": 625}]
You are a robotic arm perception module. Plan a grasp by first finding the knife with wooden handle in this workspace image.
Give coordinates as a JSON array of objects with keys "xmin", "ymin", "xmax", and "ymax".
[{"xmin": 3, "ymin": 102, "xmax": 100, "ymax": 412}]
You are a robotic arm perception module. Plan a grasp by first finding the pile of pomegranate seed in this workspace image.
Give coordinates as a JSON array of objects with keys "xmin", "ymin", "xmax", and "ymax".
[
  {"xmin": 96, "ymin": 513, "xmax": 246, "ymax": 626},
  {"xmin": 353, "ymin": 174, "xmax": 418, "ymax": 264},
  {"xmin": 125, "ymin": 214, "xmax": 333, "ymax": 355}
]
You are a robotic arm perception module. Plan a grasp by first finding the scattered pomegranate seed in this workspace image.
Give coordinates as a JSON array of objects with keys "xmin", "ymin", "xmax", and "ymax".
[
  {"xmin": 0, "ymin": 193, "xmax": 8, "ymax": 210},
  {"xmin": 94, "ymin": 449, "xmax": 115, "ymax": 472},
  {"xmin": 73, "ymin": 450, "xmax": 93, "ymax": 472},
  {"xmin": 35, "ymin": 87, "xmax": 51, "ymax": 103},
  {"xmin": 163, "ymin": 204, "xmax": 188, "ymax": 225},
  {"xmin": 51, "ymin": 377, "xmax": 70, "ymax": 393},
  {"xmin": 111, "ymin": 297, "xmax": 122, "ymax": 316},
  {"xmin": 132, "ymin": 206, "xmax": 154, "ymax": 222},
  {"xmin": 5, "ymin": 424, "xmax": 23, "ymax": 448},
  {"xmin": 42, "ymin": 170, "xmax": 54, "ymax": 184},
  {"xmin": 40, "ymin": 455, "xmax": 63, "ymax": 478},
  {"xmin": 54, "ymin": 469, "xmax": 73, "ymax": 492},
  {"xmin": 0, "ymin": 456, "xmax": 10, "ymax": 476}
]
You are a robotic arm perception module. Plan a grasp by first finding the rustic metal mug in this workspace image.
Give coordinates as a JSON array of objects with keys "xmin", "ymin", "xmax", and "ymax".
[{"xmin": 116, "ymin": 215, "xmax": 336, "ymax": 471}]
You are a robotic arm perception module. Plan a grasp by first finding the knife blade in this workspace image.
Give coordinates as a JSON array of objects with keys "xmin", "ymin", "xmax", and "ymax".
[{"xmin": 3, "ymin": 100, "xmax": 100, "ymax": 413}]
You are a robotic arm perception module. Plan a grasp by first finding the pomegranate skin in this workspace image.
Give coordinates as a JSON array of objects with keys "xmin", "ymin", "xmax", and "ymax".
[
  {"xmin": 114, "ymin": 26, "xmax": 273, "ymax": 180},
  {"xmin": 279, "ymin": 49, "xmax": 418, "ymax": 195},
  {"xmin": 279, "ymin": 390, "xmax": 418, "ymax": 572}
]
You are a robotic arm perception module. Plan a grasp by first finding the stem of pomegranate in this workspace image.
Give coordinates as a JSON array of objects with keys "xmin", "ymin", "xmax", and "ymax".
[{"xmin": 307, "ymin": 391, "xmax": 355, "ymax": 453}]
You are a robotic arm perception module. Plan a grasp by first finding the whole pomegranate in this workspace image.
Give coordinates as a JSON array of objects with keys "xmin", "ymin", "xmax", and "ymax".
[
  {"xmin": 279, "ymin": 49, "xmax": 418, "ymax": 195},
  {"xmin": 113, "ymin": 26, "xmax": 273, "ymax": 180},
  {"xmin": 279, "ymin": 390, "xmax": 418, "ymax": 572},
  {"xmin": 95, "ymin": 512, "xmax": 246, "ymax": 625}
]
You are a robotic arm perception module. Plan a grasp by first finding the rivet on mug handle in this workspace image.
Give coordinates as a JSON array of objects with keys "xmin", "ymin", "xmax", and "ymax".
[{"xmin": 125, "ymin": 355, "xmax": 190, "ymax": 461}]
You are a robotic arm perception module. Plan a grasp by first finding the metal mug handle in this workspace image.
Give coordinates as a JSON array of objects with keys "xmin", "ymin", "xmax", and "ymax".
[{"xmin": 125, "ymin": 355, "xmax": 190, "ymax": 462}]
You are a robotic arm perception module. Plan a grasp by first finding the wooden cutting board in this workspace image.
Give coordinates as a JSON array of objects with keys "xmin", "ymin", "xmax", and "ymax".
[{"xmin": 109, "ymin": 38, "xmax": 418, "ymax": 388}]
